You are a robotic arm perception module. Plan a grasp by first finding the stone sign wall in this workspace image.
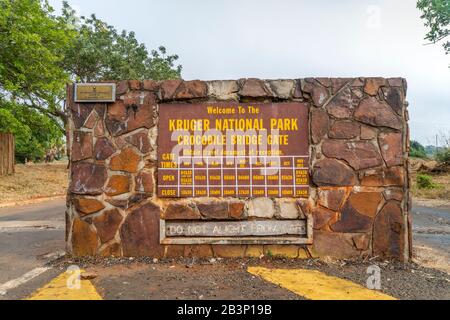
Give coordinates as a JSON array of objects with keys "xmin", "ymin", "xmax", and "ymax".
[{"xmin": 66, "ymin": 77, "xmax": 411, "ymax": 261}]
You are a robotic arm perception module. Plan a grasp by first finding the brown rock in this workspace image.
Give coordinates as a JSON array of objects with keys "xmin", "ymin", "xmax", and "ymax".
[
  {"xmin": 311, "ymin": 108, "xmax": 330, "ymax": 144},
  {"xmin": 364, "ymin": 78, "xmax": 386, "ymax": 96},
  {"xmin": 106, "ymin": 193, "xmax": 149, "ymax": 210},
  {"xmin": 383, "ymin": 189, "xmax": 404, "ymax": 202},
  {"xmin": 331, "ymin": 201, "xmax": 374, "ymax": 233},
  {"xmin": 379, "ymin": 132, "xmax": 404, "ymax": 167},
  {"xmin": 120, "ymin": 202, "xmax": 164, "ymax": 257},
  {"xmin": 197, "ymin": 201, "xmax": 229, "ymax": 220},
  {"xmin": 383, "ymin": 87, "xmax": 404, "ymax": 115},
  {"xmin": 70, "ymin": 104, "xmax": 95, "ymax": 129},
  {"xmin": 174, "ymin": 80, "xmax": 208, "ymax": 99},
  {"xmin": 70, "ymin": 163, "xmax": 107, "ymax": 195},
  {"xmin": 123, "ymin": 91, "xmax": 156, "ymax": 106},
  {"xmin": 184, "ymin": 245, "xmax": 214, "ymax": 258},
  {"xmin": 348, "ymin": 192, "xmax": 383, "ymax": 218},
  {"xmin": 373, "ymin": 202, "xmax": 406, "ymax": 260},
  {"xmin": 318, "ymin": 189, "xmax": 346, "ymax": 211},
  {"xmin": 99, "ymin": 242, "xmax": 122, "ymax": 257},
  {"xmin": 212, "ymin": 245, "xmax": 246, "ymax": 258},
  {"xmin": 105, "ymin": 175, "xmax": 130, "ymax": 196},
  {"xmin": 326, "ymin": 88, "xmax": 353, "ymax": 119},
  {"xmin": 143, "ymin": 80, "xmax": 160, "ymax": 91},
  {"xmin": 84, "ymin": 112, "xmax": 98, "ymax": 129},
  {"xmin": 354, "ymin": 97, "xmax": 402, "ymax": 130},
  {"xmin": 71, "ymin": 132, "xmax": 93, "ymax": 162},
  {"xmin": 331, "ymin": 78, "xmax": 352, "ymax": 94},
  {"xmin": 72, "ymin": 218, "xmax": 98, "ymax": 256},
  {"xmin": 302, "ymin": 81, "xmax": 329, "ymax": 107},
  {"xmin": 312, "ymin": 207, "xmax": 337, "ymax": 230},
  {"xmin": 94, "ymin": 137, "xmax": 116, "ymax": 161},
  {"xmin": 164, "ymin": 203, "xmax": 201, "ymax": 220},
  {"xmin": 360, "ymin": 126, "xmax": 377, "ymax": 140},
  {"xmin": 126, "ymin": 130, "xmax": 151, "ymax": 154},
  {"xmin": 239, "ymin": 78, "xmax": 272, "ymax": 98},
  {"xmin": 161, "ymin": 79, "xmax": 183, "ymax": 100},
  {"xmin": 73, "ymin": 198, "xmax": 105, "ymax": 216},
  {"xmin": 94, "ymin": 120, "xmax": 105, "ymax": 137},
  {"xmin": 110, "ymin": 147, "xmax": 141, "ymax": 173},
  {"xmin": 116, "ymin": 80, "xmax": 129, "ymax": 95},
  {"xmin": 322, "ymin": 140, "xmax": 382, "ymax": 170},
  {"xmin": 313, "ymin": 231, "xmax": 360, "ymax": 259},
  {"xmin": 353, "ymin": 234, "xmax": 370, "ymax": 250},
  {"xmin": 329, "ymin": 121, "xmax": 360, "ymax": 139},
  {"xmin": 135, "ymin": 171, "xmax": 154, "ymax": 194},
  {"xmin": 164, "ymin": 245, "xmax": 185, "ymax": 258},
  {"xmin": 313, "ymin": 159, "xmax": 357, "ymax": 186},
  {"xmin": 229, "ymin": 201, "xmax": 246, "ymax": 219},
  {"xmin": 106, "ymin": 101, "xmax": 154, "ymax": 136},
  {"xmin": 129, "ymin": 80, "xmax": 142, "ymax": 90},
  {"xmin": 361, "ymin": 166, "xmax": 405, "ymax": 187},
  {"xmin": 93, "ymin": 209, "xmax": 123, "ymax": 244}
]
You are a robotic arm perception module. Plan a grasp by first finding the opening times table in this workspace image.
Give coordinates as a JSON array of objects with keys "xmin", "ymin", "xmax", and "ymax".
[{"xmin": 158, "ymin": 156, "xmax": 310, "ymax": 198}]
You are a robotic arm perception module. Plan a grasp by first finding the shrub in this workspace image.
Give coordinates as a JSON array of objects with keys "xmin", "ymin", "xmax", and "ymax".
[
  {"xmin": 416, "ymin": 174, "xmax": 438, "ymax": 189},
  {"xmin": 436, "ymin": 148, "xmax": 450, "ymax": 164},
  {"xmin": 410, "ymin": 140, "xmax": 428, "ymax": 159}
]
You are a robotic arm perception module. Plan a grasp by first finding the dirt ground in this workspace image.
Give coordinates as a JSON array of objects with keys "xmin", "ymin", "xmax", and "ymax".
[
  {"xmin": 51, "ymin": 257, "xmax": 450, "ymax": 300},
  {"xmin": 0, "ymin": 162, "xmax": 68, "ymax": 205}
]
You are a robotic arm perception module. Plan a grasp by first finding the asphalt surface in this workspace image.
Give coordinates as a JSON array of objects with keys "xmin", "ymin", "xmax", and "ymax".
[
  {"xmin": 0, "ymin": 199, "xmax": 448, "ymax": 300},
  {"xmin": 0, "ymin": 199, "xmax": 66, "ymax": 298}
]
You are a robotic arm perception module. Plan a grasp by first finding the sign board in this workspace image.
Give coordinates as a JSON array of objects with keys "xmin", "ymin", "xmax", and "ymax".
[
  {"xmin": 157, "ymin": 103, "xmax": 310, "ymax": 198},
  {"xmin": 165, "ymin": 220, "xmax": 306, "ymax": 238},
  {"xmin": 74, "ymin": 83, "xmax": 116, "ymax": 102}
]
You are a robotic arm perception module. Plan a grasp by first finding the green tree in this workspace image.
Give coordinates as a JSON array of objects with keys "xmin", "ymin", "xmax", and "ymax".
[
  {"xmin": 60, "ymin": 1, "xmax": 182, "ymax": 82},
  {"xmin": 0, "ymin": 0, "xmax": 182, "ymax": 161},
  {"xmin": 417, "ymin": 0, "xmax": 450, "ymax": 58},
  {"xmin": 0, "ymin": 0, "xmax": 74, "ymax": 128},
  {"xmin": 410, "ymin": 140, "xmax": 428, "ymax": 158},
  {"xmin": 0, "ymin": 99, "xmax": 64, "ymax": 162}
]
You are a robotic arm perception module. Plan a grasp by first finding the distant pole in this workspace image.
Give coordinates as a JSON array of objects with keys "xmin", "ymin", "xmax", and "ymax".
[{"xmin": 436, "ymin": 134, "xmax": 438, "ymax": 158}]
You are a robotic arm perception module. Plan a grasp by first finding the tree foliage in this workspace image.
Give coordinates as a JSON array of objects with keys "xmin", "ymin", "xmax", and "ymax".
[
  {"xmin": 60, "ymin": 1, "xmax": 182, "ymax": 82},
  {"xmin": 410, "ymin": 140, "xmax": 428, "ymax": 158},
  {"xmin": 417, "ymin": 0, "xmax": 450, "ymax": 57},
  {"xmin": 0, "ymin": 0, "xmax": 182, "ymax": 161}
]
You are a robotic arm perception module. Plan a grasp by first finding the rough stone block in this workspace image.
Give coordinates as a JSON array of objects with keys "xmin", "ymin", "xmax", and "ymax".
[
  {"xmin": 105, "ymin": 175, "xmax": 130, "ymax": 196},
  {"xmin": 318, "ymin": 189, "xmax": 346, "ymax": 211},
  {"xmin": 379, "ymin": 132, "xmax": 404, "ymax": 167},
  {"xmin": 313, "ymin": 231, "xmax": 360, "ymax": 259},
  {"xmin": 276, "ymin": 200, "xmax": 299, "ymax": 219},
  {"xmin": 311, "ymin": 108, "xmax": 329, "ymax": 144},
  {"xmin": 72, "ymin": 132, "xmax": 93, "ymax": 162},
  {"xmin": 70, "ymin": 163, "xmax": 107, "ymax": 195},
  {"xmin": 355, "ymin": 97, "xmax": 402, "ymax": 130},
  {"xmin": 135, "ymin": 171, "xmax": 154, "ymax": 194},
  {"xmin": 207, "ymin": 80, "xmax": 239, "ymax": 101},
  {"xmin": 197, "ymin": 201, "xmax": 229, "ymax": 220},
  {"xmin": 164, "ymin": 203, "xmax": 201, "ymax": 220},
  {"xmin": 73, "ymin": 198, "xmax": 105, "ymax": 216},
  {"xmin": 120, "ymin": 202, "xmax": 164, "ymax": 257},
  {"xmin": 110, "ymin": 147, "xmax": 141, "ymax": 173},
  {"xmin": 126, "ymin": 130, "xmax": 152, "ymax": 154},
  {"xmin": 239, "ymin": 78, "xmax": 272, "ymax": 98},
  {"xmin": 322, "ymin": 140, "xmax": 382, "ymax": 171},
  {"xmin": 93, "ymin": 209, "xmax": 123, "ymax": 243},
  {"xmin": 72, "ymin": 218, "xmax": 98, "ymax": 256},
  {"xmin": 313, "ymin": 159, "xmax": 357, "ymax": 187},
  {"xmin": 329, "ymin": 121, "xmax": 360, "ymax": 139},
  {"xmin": 268, "ymin": 80, "xmax": 295, "ymax": 99},
  {"xmin": 249, "ymin": 198, "xmax": 275, "ymax": 218}
]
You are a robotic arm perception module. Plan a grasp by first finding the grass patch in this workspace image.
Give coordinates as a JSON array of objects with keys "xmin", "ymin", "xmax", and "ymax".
[{"xmin": 412, "ymin": 172, "xmax": 450, "ymax": 201}]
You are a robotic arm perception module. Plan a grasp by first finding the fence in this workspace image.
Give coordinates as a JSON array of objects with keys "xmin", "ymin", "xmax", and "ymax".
[{"xmin": 0, "ymin": 133, "xmax": 15, "ymax": 176}]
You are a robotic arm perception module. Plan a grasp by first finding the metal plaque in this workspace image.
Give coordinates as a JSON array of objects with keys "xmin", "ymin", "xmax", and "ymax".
[
  {"xmin": 157, "ymin": 103, "xmax": 310, "ymax": 198},
  {"xmin": 74, "ymin": 83, "xmax": 116, "ymax": 102}
]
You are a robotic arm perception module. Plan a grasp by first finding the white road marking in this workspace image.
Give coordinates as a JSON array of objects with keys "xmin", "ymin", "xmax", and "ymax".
[
  {"xmin": 0, "ymin": 267, "xmax": 50, "ymax": 296},
  {"xmin": 0, "ymin": 221, "xmax": 64, "ymax": 232}
]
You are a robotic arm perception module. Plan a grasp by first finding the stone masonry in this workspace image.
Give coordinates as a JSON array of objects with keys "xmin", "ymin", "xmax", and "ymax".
[{"xmin": 66, "ymin": 77, "xmax": 411, "ymax": 261}]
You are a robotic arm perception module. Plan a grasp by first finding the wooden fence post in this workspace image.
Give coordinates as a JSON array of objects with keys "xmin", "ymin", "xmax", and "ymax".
[{"xmin": 0, "ymin": 133, "xmax": 15, "ymax": 176}]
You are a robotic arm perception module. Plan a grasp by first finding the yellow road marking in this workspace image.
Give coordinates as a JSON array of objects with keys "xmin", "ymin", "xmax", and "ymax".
[
  {"xmin": 27, "ymin": 270, "xmax": 102, "ymax": 300},
  {"xmin": 248, "ymin": 267, "xmax": 396, "ymax": 300}
]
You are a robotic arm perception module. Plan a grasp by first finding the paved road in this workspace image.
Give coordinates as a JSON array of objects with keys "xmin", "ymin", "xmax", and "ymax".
[
  {"xmin": 0, "ymin": 199, "xmax": 448, "ymax": 299},
  {"xmin": 0, "ymin": 199, "xmax": 66, "ymax": 298}
]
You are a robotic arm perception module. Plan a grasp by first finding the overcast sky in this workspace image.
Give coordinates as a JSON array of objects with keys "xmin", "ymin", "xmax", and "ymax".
[{"xmin": 49, "ymin": 0, "xmax": 450, "ymax": 146}]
